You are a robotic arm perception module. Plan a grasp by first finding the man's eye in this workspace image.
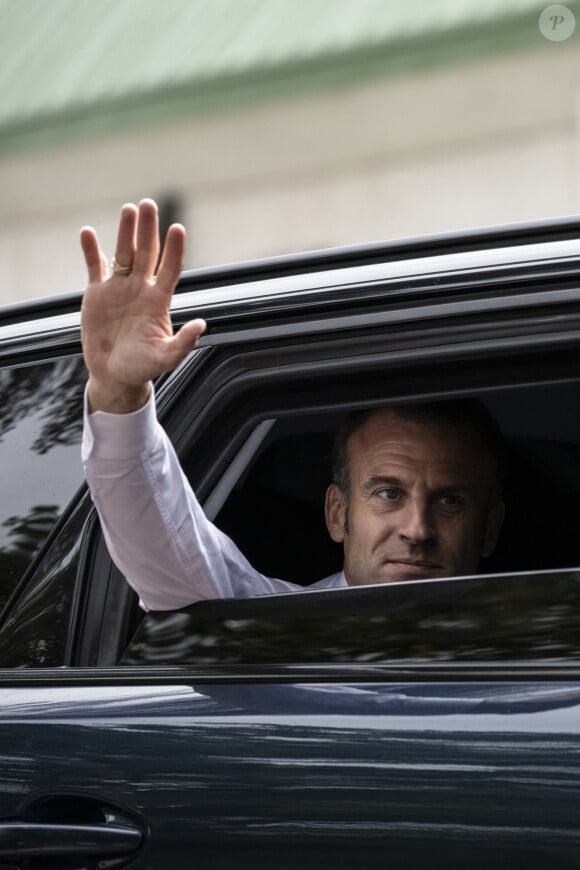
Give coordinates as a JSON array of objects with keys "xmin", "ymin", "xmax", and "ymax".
[
  {"xmin": 378, "ymin": 488, "xmax": 400, "ymax": 501},
  {"xmin": 440, "ymin": 495, "xmax": 462, "ymax": 507}
]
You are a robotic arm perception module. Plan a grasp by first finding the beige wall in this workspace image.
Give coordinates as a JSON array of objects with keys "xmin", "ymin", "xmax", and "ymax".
[{"xmin": 1, "ymin": 43, "xmax": 579, "ymax": 305}]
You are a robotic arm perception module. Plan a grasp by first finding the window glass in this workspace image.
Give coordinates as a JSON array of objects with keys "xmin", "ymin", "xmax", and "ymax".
[
  {"xmin": 122, "ymin": 569, "xmax": 580, "ymax": 667},
  {"xmin": 0, "ymin": 356, "xmax": 86, "ymax": 613}
]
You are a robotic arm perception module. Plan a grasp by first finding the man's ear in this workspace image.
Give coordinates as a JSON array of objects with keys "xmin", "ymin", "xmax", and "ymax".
[
  {"xmin": 481, "ymin": 500, "xmax": 505, "ymax": 558},
  {"xmin": 325, "ymin": 483, "xmax": 347, "ymax": 543}
]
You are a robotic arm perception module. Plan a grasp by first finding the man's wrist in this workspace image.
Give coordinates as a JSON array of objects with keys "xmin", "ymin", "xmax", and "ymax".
[{"xmin": 87, "ymin": 378, "xmax": 152, "ymax": 414}]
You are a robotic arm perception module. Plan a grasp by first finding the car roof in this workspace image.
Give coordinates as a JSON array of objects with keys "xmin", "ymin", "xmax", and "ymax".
[{"xmin": 1, "ymin": 214, "xmax": 580, "ymax": 349}]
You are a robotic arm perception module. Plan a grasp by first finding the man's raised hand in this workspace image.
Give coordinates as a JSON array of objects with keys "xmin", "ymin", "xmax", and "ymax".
[{"xmin": 80, "ymin": 199, "xmax": 206, "ymax": 413}]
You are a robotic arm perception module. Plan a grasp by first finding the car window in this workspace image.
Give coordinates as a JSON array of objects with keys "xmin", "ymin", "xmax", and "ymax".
[
  {"xmin": 94, "ymin": 336, "xmax": 580, "ymax": 670},
  {"xmin": 0, "ymin": 355, "xmax": 86, "ymax": 614},
  {"xmin": 115, "ymin": 381, "xmax": 580, "ymax": 669}
]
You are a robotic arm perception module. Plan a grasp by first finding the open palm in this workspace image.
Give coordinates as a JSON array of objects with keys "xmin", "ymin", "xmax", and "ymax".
[{"xmin": 81, "ymin": 200, "xmax": 206, "ymax": 411}]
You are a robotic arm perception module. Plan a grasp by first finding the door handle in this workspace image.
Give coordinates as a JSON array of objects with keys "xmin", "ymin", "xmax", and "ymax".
[
  {"xmin": 0, "ymin": 820, "xmax": 143, "ymax": 859},
  {"xmin": 0, "ymin": 795, "xmax": 145, "ymax": 868}
]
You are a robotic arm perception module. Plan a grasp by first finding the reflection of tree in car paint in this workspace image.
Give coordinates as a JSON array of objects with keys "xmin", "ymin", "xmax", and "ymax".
[{"xmin": 0, "ymin": 357, "xmax": 86, "ymax": 611}]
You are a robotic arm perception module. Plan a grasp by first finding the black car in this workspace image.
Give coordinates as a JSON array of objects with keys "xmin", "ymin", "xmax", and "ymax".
[{"xmin": 2, "ymin": 218, "xmax": 580, "ymax": 869}]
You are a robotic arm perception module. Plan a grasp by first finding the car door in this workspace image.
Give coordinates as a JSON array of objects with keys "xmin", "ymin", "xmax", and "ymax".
[
  {"xmin": 3, "ymin": 575, "xmax": 580, "ymax": 870},
  {"xmin": 119, "ymin": 573, "xmax": 580, "ymax": 870}
]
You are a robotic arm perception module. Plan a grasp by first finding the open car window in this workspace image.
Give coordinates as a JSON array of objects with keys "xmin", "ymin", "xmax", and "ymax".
[
  {"xmin": 207, "ymin": 380, "xmax": 580, "ymax": 585},
  {"xmin": 116, "ymin": 375, "xmax": 580, "ymax": 669}
]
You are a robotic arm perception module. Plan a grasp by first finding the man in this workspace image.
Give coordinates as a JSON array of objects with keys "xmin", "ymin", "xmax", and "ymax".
[{"xmin": 81, "ymin": 199, "xmax": 505, "ymax": 610}]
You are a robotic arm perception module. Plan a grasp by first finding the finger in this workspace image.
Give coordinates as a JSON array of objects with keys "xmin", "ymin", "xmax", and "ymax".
[
  {"xmin": 156, "ymin": 223, "xmax": 186, "ymax": 295},
  {"xmin": 113, "ymin": 203, "xmax": 138, "ymax": 271},
  {"xmin": 80, "ymin": 226, "xmax": 106, "ymax": 284},
  {"xmin": 132, "ymin": 198, "xmax": 160, "ymax": 279},
  {"xmin": 162, "ymin": 318, "xmax": 207, "ymax": 370}
]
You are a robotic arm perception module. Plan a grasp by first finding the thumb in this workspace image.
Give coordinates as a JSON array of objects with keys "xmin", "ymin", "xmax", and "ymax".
[{"xmin": 165, "ymin": 318, "xmax": 207, "ymax": 368}]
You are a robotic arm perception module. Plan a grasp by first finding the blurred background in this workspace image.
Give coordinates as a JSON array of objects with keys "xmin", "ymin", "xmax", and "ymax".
[{"xmin": 0, "ymin": 0, "xmax": 579, "ymax": 305}]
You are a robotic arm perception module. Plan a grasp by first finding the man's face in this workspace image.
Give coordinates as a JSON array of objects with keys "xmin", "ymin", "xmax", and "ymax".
[{"xmin": 325, "ymin": 410, "xmax": 504, "ymax": 586}]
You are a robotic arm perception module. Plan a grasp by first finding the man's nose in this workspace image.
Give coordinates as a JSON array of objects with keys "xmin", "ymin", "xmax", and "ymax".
[{"xmin": 398, "ymin": 499, "xmax": 434, "ymax": 544}]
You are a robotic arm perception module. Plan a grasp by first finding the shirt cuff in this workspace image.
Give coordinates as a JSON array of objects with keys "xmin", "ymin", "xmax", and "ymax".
[{"xmin": 82, "ymin": 384, "xmax": 160, "ymax": 461}]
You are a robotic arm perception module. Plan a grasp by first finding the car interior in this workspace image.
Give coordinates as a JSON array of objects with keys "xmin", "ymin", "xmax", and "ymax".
[
  {"xmin": 117, "ymin": 375, "xmax": 580, "ymax": 667},
  {"xmin": 213, "ymin": 380, "xmax": 580, "ymax": 584}
]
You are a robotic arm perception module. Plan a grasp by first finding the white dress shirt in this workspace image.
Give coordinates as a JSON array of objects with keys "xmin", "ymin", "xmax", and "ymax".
[{"xmin": 82, "ymin": 389, "xmax": 347, "ymax": 610}]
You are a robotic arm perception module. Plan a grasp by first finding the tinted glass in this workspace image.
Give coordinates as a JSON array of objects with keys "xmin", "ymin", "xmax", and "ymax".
[
  {"xmin": 0, "ymin": 356, "xmax": 86, "ymax": 613},
  {"xmin": 122, "ymin": 570, "xmax": 580, "ymax": 666}
]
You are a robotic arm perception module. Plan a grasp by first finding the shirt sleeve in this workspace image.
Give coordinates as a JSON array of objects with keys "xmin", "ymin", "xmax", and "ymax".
[{"xmin": 82, "ymin": 387, "xmax": 306, "ymax": 610}]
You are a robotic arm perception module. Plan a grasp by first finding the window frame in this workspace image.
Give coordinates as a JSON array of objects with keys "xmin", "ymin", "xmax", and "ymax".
[{"xmin": 83, "ymin": 307, "xmax": 580, "ymax": 672}]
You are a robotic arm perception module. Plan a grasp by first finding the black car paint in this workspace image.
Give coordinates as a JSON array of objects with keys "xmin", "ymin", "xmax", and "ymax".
[{"xmin": 2, "ymin": 680, "xmax": 580, "ymax": 869}]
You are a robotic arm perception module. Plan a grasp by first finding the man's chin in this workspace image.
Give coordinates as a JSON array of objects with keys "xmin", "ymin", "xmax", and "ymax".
[{"xmin": 378, "ymin": 561, "xmax": 446, "ymax": 583}]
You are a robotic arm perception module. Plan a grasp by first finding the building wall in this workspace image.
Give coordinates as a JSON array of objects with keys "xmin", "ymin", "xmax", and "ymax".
[{"xmin": 0, "ymin": 42, "xmax": 578, "ymax": 305}]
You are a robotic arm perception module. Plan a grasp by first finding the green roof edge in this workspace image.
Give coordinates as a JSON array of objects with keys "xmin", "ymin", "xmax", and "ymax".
[{"xmin": 0, "ymin": 15, "xmax": 571, "ymax": 158}]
